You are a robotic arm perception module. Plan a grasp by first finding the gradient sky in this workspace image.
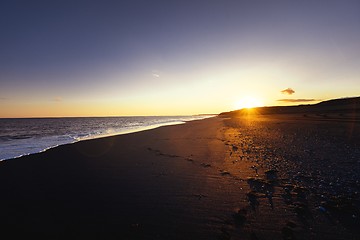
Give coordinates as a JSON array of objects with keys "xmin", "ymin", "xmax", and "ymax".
[{"xmin": 1, "ymin": 0, "xmax": 359, "ymax": 117}]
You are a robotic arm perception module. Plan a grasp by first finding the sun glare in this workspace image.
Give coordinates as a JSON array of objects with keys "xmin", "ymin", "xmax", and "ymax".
[{"xmin": 235, "ymin": 96, "xmax": 263, "ymax": 110}]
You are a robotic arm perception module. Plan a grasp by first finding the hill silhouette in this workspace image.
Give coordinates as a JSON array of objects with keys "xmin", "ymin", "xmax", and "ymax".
[{"xmin": 219, "ymin": 96, "xmax": 360, "ymax": 117}]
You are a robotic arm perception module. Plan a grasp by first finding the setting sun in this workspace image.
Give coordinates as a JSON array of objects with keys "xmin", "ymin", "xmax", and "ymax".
[{"xmin": 234, "ymin": 96, "xmax": 263, "ymax": 110}]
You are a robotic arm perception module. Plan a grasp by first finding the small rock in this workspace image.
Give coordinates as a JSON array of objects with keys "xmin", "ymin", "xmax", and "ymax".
[{"xmin": 232, "ymin": 208, "xmax": 247, "ymax": 225}]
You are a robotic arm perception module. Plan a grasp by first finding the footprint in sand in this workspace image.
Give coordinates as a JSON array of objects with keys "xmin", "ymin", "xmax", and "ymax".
[
  {"xmin": 232, "ymin": 208, "xmax": 247, "ymax": 226},
  {"xmin": 200, "ymin": 163, "xmax": 211, "ymax": 168},
  {"xmin": 265, "ymin": 169, "xmax": 278, "ymax": 180},
  {"xmin": 247, "ymin": 191, "xmax": 260, "ymax": 210},
  {"xmin": 282, "ymin": 221, "xmax": 301, "ymax": 240},
  {"xmin": 220, "ymin": 170, "xmax": 231, "ymax": 176}
]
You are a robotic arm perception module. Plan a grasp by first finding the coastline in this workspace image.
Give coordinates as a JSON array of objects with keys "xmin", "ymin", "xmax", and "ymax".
[
  {"xmin": 0, "ymin": 115, "xmax": 214, "ymax": 161},
  {"xmin": 0, "ymin": 114, "xmax": 359, "ymax": 239},
  {"xmin": 0, "ymin": 120, "xmax": 187, "ymax": 162}
]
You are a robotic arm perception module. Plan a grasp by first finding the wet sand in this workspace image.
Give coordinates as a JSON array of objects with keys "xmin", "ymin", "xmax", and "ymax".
[{"xmin": 0, "ymin": 114, "xmax": 359, "ymax": 239}]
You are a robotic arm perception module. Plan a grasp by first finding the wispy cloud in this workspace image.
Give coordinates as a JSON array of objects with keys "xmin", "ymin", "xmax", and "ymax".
[
  {"xmin": 52, "ymin": 97, "xmax": 63, "ymax": 102},
  {"xmin": 152, "ymin": 70, "xmax": 161, "ymax": 78},
  {"xmin": 0, "ymin": 97, "xmax": 7, "ymax": 100},
  {"xmin": 277, "ymin": 99, "xmax": 319, "ymax": 103},
  {"xmin": 281, "ymin": 88, "xmax": 295, "ymax": 95}
]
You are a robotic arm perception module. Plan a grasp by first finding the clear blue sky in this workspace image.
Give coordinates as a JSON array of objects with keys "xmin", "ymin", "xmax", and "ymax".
[{"xmin": 1, "ymin": 0, "xmax": 359, "ymax": 117}]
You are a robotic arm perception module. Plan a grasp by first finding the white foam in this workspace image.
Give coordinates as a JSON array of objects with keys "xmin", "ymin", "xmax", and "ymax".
[{"xmin": 0, "ymin": 115, "xmax": 215, "ymax": 161}]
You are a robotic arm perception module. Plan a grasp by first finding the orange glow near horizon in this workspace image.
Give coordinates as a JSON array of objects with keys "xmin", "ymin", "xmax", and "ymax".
[{"xmin": 234, "ymin": 96, "xmax": 264, "ymax": 110}]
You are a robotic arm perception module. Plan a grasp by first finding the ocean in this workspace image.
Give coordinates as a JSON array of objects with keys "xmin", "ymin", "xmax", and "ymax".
[{"xmin": 0, "ymin": 115, "xmax": 214, "ymax": 161}]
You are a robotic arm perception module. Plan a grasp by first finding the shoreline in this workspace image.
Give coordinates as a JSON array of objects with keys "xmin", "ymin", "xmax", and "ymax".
[
  {"xmin": 0, "ymin": 114, "xmax": 358, "ymax": 239},
  {"xmin": 0, "ymin": 116, "xmax": 215, "ymax": 162},
  {"xmin": 0, "ymin": 121, "xmax": 187, "ymax": 162}
]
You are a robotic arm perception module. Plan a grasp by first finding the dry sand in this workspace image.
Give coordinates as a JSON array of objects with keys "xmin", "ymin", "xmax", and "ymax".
[{"xmin": 0, "ymin": 114, "xmax": 359, "ymax": 239}]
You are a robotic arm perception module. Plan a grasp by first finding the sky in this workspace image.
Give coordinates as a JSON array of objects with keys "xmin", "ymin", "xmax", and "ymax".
[{"xmin": 0, "ymin": 0, "xmax": 359, "ymax": 117}]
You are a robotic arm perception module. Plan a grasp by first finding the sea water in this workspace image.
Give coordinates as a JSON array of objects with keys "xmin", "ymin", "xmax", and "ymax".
[{"xmin": 0, "ymin": 115, "xmax": 214, "ymax": 161}]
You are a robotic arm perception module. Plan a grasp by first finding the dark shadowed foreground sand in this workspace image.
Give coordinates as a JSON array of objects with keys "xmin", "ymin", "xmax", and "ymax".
[{"xmin": 0, "ymin": 114, "xmax": 359, "ymax": 239}]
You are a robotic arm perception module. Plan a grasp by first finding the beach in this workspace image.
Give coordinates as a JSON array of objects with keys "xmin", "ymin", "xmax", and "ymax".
[{"xmin": 0, "ymin": 114, "xmax": 359, "ymax": 239}]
